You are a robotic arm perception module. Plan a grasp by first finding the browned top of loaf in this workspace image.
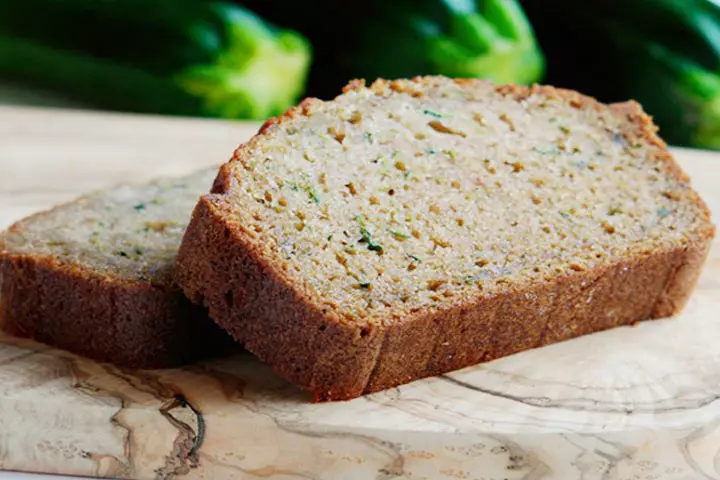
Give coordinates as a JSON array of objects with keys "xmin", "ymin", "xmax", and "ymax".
[
  {"xmin": 1, "ymin": 168, "xmax": 218, "ymax": 287},
  {"xmin": 207, "ymin": 76, "xmax": 714, "ymax": 327}
]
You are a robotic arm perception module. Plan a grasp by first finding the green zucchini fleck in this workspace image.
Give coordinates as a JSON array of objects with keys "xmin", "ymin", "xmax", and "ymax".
[
  {"xmin": 360, "ymin": 226, "xmax": 383, "ymax": 252},
  {"xmin": 423, "ymin": 109, "xmax": 449, "ymax": 118},
  {"xmin": 356, "ymin": 216, "xmax": 383, "ymax": 252},
  {"xmin": 304, "ymin": 184, "xmax": 320, "ymax": 204}
]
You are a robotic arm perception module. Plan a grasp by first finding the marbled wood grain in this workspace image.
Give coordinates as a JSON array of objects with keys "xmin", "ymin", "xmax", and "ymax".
[{"xmin": 2, "ymin": 107, "xmax": 720, "ymax": 480}]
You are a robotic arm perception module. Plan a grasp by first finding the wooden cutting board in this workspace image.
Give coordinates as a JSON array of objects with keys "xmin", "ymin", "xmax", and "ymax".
[{"xmin": 2, "ymin": 106, "xmax": 720, "ymax": 480}]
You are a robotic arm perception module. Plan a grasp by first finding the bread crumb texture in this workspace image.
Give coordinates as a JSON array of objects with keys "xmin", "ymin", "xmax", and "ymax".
[
  {"xmin": 3, "ymin": 169, "xmax": 218, "ymax": 285},
  {"xmin": 210, "ymin": 77, "xmax": 714, "ymax": 326}
]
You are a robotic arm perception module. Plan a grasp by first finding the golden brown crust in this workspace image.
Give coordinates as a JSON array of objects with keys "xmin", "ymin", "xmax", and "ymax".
[
  {"xmin": 176, "ymin": 76, "xmax": 716, "ymax": 401},
  {"xmin": 0, "ymin": 251, "xmax": 235, "ymax": 368},
  {"xmin": 363, "ymin": 242, "xmax": 709, "ymax": 395}
]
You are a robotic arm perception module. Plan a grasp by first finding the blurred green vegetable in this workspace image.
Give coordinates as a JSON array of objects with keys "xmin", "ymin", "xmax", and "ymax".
[
  {"xmin": 0, "ymin": 0, "xmax": 310, "ymax": 119},
  {"xmin": 523, "ymin": 0, "xmax": 720, "ymax": 149},
  {"xmin": 351, "ymin": 0, "xmax": 544, "ymax": 85},
  {"xmin": 243, "ymin": 0, "xmax": 544, "ymax": 98}
]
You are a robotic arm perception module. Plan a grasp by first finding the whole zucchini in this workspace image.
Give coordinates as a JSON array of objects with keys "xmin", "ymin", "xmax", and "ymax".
[
  {"xmin": 0, "ymin": 0, "xmax": 311, "ymax": 119},
  {"xmin": 243, "ymin": 0, "xmax": 544, "ymax": 98},
  {"xmin": 523, "ymin": 0, "xmax": 720, "ymax": 149},
  {"xmin": 349, "ymin": 0, "xmax": 544, "ymax": 85}
]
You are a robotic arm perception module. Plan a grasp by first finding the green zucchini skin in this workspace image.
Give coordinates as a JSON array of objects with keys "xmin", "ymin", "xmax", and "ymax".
[
  {"xmin": 242, "ymin": 0, "xmax": 544, "ymax": 98},
  {"xmin": 523, "ymin": 0, "xmax": 720, "ymax": 148},
  {"xmin": 0, "ymin": 0, "xmax": 222, "ymax": 80},
  {"xmin": 0, "ymin": 1, "xmax": 310, "ymax": 119},
  {"xmin": 0, "ymin": 36, "xmax": 201, "ymax": 115}
]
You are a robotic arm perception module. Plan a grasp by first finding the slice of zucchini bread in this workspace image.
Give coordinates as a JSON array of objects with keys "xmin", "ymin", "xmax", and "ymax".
[
  {"xmin": 175, "ymin": 76, "xmax": 715, "ymax": 401},
  {"xmin": 0, "ymin": 168, "xmax": 235, "ymax": 368}
]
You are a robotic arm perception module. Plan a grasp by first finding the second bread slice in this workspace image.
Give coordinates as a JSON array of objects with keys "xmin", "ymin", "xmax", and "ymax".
[{"xmin": 0, "ymin": 168, "xmax": 235, "ymax": 368}]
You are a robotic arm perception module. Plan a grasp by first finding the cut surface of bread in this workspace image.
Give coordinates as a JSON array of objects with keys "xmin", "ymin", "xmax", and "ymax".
[
  {"xmin": 0, "ymin": 168, "xmax": 235, "ymax": 368},
  {"xmin": 175, "ymin": 76, "xmax": 715, "ymax": 401}
]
